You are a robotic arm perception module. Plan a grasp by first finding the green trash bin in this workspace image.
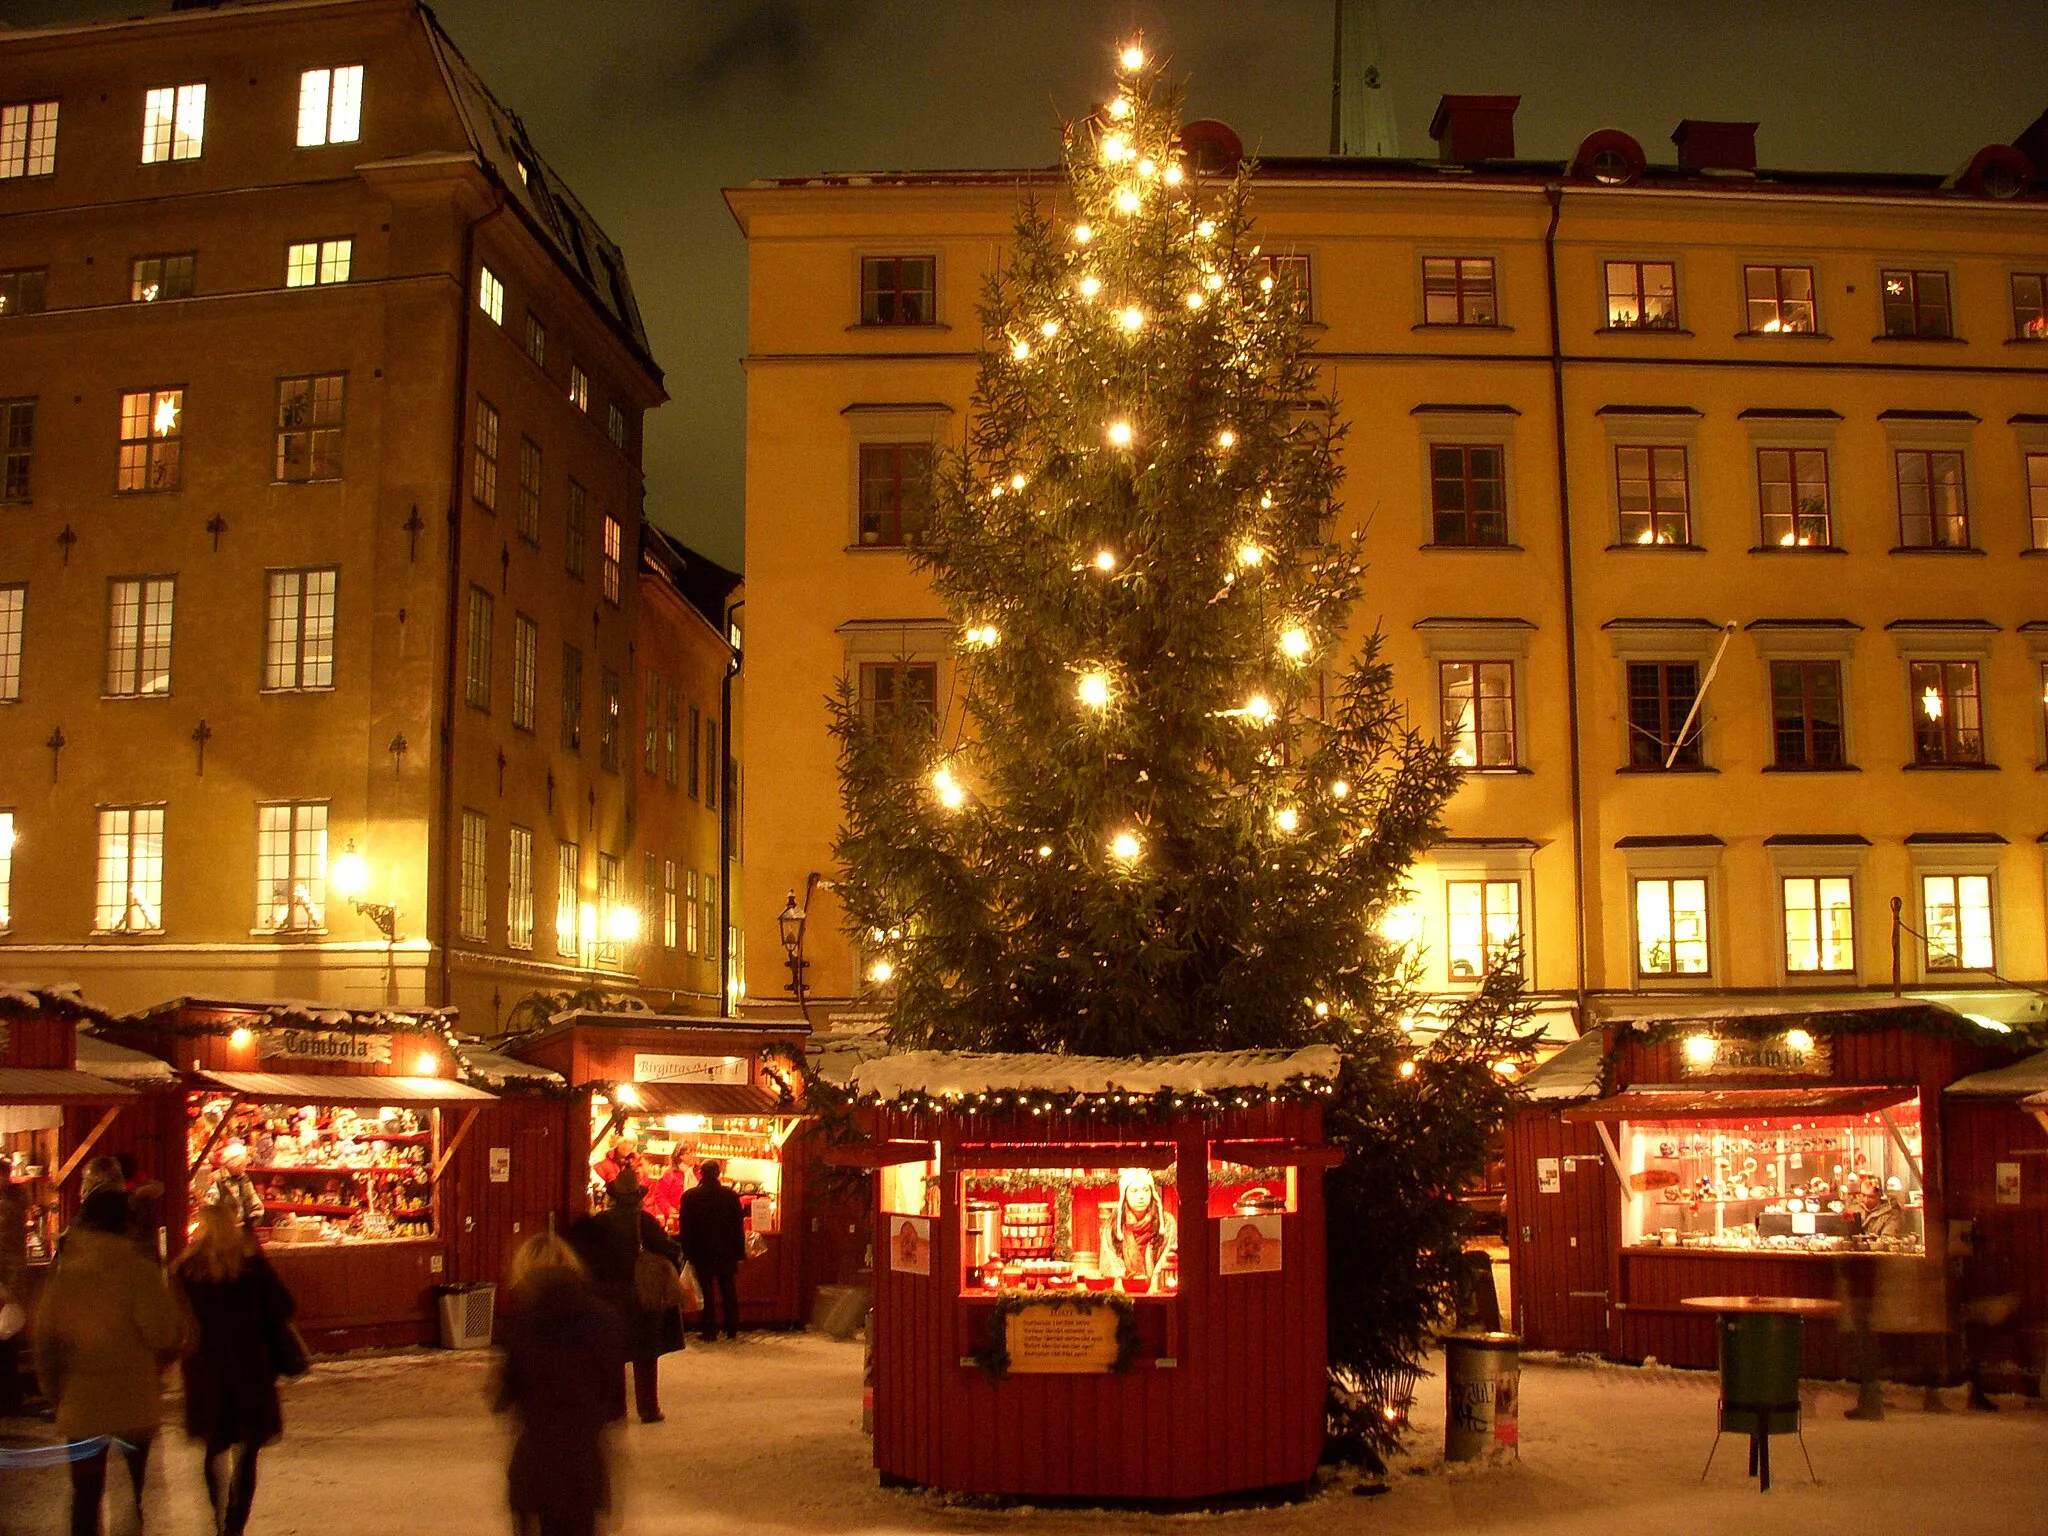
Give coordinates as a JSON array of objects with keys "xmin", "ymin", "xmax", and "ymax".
[{"xmin": 1717, "ymin": 1312, "xmax": 1803, "ymax": 1438}]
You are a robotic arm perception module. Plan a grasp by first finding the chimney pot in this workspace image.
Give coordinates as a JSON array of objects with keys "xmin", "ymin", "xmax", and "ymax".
[
  {"xmin": 1428, "ymin": 95, "xmax": 1520, "ymax": 163},
  {"xmin": 1671, "ymin": 120, "xmax": 1759, "ymax": 173}
]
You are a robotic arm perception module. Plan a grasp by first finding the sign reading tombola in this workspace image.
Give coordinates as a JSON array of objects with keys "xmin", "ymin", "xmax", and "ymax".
[{"xmin": 257, "ymin": 1029, "xmax": 393, "ymax": 1065}]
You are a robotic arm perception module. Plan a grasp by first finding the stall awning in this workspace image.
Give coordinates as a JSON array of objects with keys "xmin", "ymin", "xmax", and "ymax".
[
  {"xmin": 603, "ymin": 1081, "xmax": 788, "ymax": 1117},
  {"xmin": 0, "ymin": 1068, "xmax": 139, "ymax": 1104},
  {"xmin": 197, "ymin": 1071, "xmax": 494, "ymax": 1104},
  {"xmin": 1562, "ymin": 1085, "xmax": 1916, "ymax": 1122}
]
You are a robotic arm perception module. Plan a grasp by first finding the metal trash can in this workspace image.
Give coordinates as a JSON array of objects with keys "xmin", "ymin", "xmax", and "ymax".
[
  {"xmin": 1444, "ymin": 1330, "xmax": 1521, "ymax": 1461},
  {"xmin": 437, "ymin": 1282, "xmax": 496, "ymax": 1350},
  {"xmin": 1717, "ymin": 1312, "xmax": 1803, "ymax": 1438}
]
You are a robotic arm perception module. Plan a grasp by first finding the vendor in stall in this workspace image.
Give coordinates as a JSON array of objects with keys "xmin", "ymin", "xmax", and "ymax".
[
  {"xmin": 204, "ymin": 1144, "xmax": 266, "ymax": 1232},
  {"xmin": 1101, "ymin": 1169, "xmax": 1176, "ymax": 1282}
]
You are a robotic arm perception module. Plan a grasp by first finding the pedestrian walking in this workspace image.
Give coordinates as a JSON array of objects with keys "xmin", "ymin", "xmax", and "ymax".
[
  {"xmin": 494, "ymin": 1231, "xmax": 623, "ymax": 1536},
  {"xmin": 679, "ymin": 1159, "xmax": 747, "ymax": 1341},
  {"xmin": 568, "ymin": 1167, "xmax": 684, "ymax": 1423},
  {"xmin": 171, "ymin": 1201, "xmax": 299, "ymax": 1536},
  {"xmin": 31, "ymin": 1185, "xmax": 183, "ymax": 1536}
]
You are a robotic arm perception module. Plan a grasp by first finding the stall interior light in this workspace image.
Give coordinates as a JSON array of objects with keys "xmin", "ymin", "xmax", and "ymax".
[
  {"xmin": 1682, "ymin": 1034, "xmax": 1717, "ymax": 1065},
  {"xmin": 413, "ymin": 1051, "xmax": 439, "ymax": 1076},
  {"xmin": 614, "ymin": 1082, "xmax": 642, "ymax": 1108},
  {"xmin": 229, "ymin": 1027, "xmax": 253, "ymax": 1049},
  {"xmin": 663, "ymin": 1113, "xmax": 708, "ymax": 1133}
]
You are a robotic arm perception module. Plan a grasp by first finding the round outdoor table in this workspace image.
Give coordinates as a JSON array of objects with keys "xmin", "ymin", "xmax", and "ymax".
[{"xmin": 1681, "ymin": 1296, "xmax": 1841, "ymax": 1491}]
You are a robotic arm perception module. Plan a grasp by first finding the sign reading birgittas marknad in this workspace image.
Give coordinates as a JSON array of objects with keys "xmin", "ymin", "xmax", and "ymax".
[
  {"xmin": 258, "ymin": 1029, "xmax": 392, "ymax": 1065},
  {"xmin": 632, "ymin": 1052, "xmax": 749, "ymax": 1084},
  {"xmin": 1678, "ymin": 1031, "xmax": 1831, "ymax": 1078}
]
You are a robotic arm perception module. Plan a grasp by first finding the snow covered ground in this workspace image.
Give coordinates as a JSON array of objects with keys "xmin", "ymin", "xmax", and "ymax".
[{"xmin": 3, "ymin": 1334, "xmax": 2043, "ymax": 1535}]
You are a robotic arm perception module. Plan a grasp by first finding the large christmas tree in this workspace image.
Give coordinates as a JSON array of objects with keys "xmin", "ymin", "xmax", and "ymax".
[{"xmin": 832, "ymin": 41, "xmax": 1533, "ymax": 1454}]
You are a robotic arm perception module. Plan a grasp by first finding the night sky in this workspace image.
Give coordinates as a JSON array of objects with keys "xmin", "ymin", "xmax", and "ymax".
[{"xmin": 8, "ymin": 1, "xmax": 2046, "ymax": 571}]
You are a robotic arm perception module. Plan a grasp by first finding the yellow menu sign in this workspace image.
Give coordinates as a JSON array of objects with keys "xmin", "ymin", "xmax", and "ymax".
[{"xmin": 1006, "ymin": 1301, "xmax": 1121, "ymax": 1374}]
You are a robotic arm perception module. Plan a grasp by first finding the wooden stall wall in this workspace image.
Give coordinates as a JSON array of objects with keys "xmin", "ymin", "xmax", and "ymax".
[
  {"xmin": 60, "ymin": 1088, "xmax": 183, "ymax": 1244},
  {"xmin": 870, "ymin": 1101, "xmax": 1327, "ymax": 1500},
  {"xmin": 1943, "ymin": 1097, "xmax": 2048, "ymax": 1379},
  {"xmin": 1504, "ymin": 1107, "xmax": 1615, "ymax": 1353},
  {"xmin": 446, "ymin": 1094, "xmax": 572, "ymax": 1300},
  {"xmin": 2, "ymin": 1012, "xmax": 78, "ymax": 1068}
]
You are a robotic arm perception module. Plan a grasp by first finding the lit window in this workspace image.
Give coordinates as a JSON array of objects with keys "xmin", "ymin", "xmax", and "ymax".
[
  {"xmin": 1260, "ymin": 253, "xmax": 1312, "ymax": 318},
  {"xmin": 1636, "ymin": 877, "xmax": 1709, "ymax": 976},
  {"xmin": 859, "ymin": 442, "xmax": 932, "ymax": 545},
  {"xmin": 524, "ymin": 313, "xmax": 547, "ymax": 367},
  {"xmin": 471, "ymin": 398, "xmax": 499, "ymax": 508},
  {"xmin": 104, "ymin": 577, "xmax": 174, "ymax": 697},
  {"xmin": 1743, "ymin": 264, "xmax": 1816, "ymax": 333},
  {"xmin": 0, "ymin": 585, "xmax": 22, "ymax": 701},
  {"xmin": 860, "ymin": 256, "xmax": 935, "ymax": 325},
  {"xmin": 478, "ymin": 265, "xmax": 504, "ymax": 325},
  {"xmin": 1422, "ymin": 257, "xmax": 1496, "ymax": 325},
  {"xmin": 130, "ymin": 253, "xmax": 194, "ymax": 303},
  {"xmin": 0, "ymin": 810, "xmax": 13, "ymax": 928},
  {"xmin": 1605, "ymin": 260, "xmax": 1677, "ymax": 329},
  {"xmin": 663, "ymin": 860, "xmax": 678, "ymax": 949},
  {"xmin": 600, "ymin": 667, "xmax": 621, "ymax": 772},
  {"xmin": 140, "ymin": 84, "xmax": 205, "ymax": 164},
  {"xmin": 0, "ymin": 101, "xmax": 59, "ymax": 178},
  {"xmin": 1757, "ymin": 447, "xmax": 1831, "ymax": 547},
  {"xmin": 1881, "ymin": 269, "xmax": 1952, "ymax": 338},
  {"xmin": 1447, "ymin": 879, "xmax": 1521, "ymax": 979},
  {"xmin": 2013, "ymin": 273, "xmax": 2048, "ymax": 341},
  {"xmin": 1429, "ymin": 444, "xmax": 1507, "ymax": 545},
  {"xmin": 275, "ymin": 374, "xmax": 345, "ymax": 481},
  {"xmin": 1627, "ymin": 662, "xmax": 1702, "ymax": 769},
  {"xmin": 1439, "ymin": 661, "xmax": 1515, "ymax": 768},
  {"xmin": 685, "ymin": 868, "xmax": 700, "ymax": 954},
  {"xmin": 569, "ymin": 364, "xmax": 589, "ymax": 413},
  {"xmin": 453, "ymin": 809, "xmax": 488, "ymax": 941},
  {"xmin": 1922, "ymin": 874, "xmax": 1993, "ymax": 971},
  {"xmin": 0, "ymin": 268, "xmax": 47, "ymax": 318},
  {"xmin": 1770, "ymin": 661, "xmax": 1845, "ymax": 768},
  {"xmin": 859, "ymin": 661, "xmax": 937, "ymax": 734},
  {"xmin": 2024, "ymin": 453, "xmax": 2047, "ymax": 551},
  {"xmin": 296, "ymin": 66, "xmax": 363, "ymax": 147},
  {"xmin": 1910, "ymin": 661, "xmax": 1983, "ymax": 765},
  {"xmin": 1615, "ymin": 445, "xmax": 1690, "ymax": 544},
  {"xmin": 117, "ymin": 388, "xmax": 183, "ymax": 492},
  {"xmin": 3, "ymin": 399, "xmax": 35, "ymax": 502},
  {"xmin": 643, "ymin": 670, "xmax": 660, "ymax": 775},
  {"xmin": 262, "ymin": 568, "xmax": 336, "ymax": 691},
  {"xmin": 601, "ymin": 514, "xmax": 621, "ymax": 604},
  {"xmin": 285, "ymin": 238, "xmax": 351, "ymax": 287},
  {"xmin": 507, "ymin": 826, "xmax": 534, "ymax": 950},
  {"xmin": 255, "ymin": 801, "xmax": 328, "ymax": 932},
  {"xmin": 511, "ymin": 614, "xmax": 537, "ymax": 730},
  {"xmin": 595, "ymin": 851, "xmax": 620, "ymax": 960},
  {"xmin": 559, "ymin": 644, "xmax": 582, "ymax": 751},
  {"xmin": 95, "ymin": 805, "xmax": 165, "ymax": 933},
  {"xmin": 465, "ymin": 585, "xmax": 493, "ymax": 711},
  {"xmin": 699, "ymin": 872, "xmax": 718, "ymax": 961},
  {"xmin": 565, "ymin": 480, "xmax": 587, "ymax": 577},
  {"xmin": 517, "ymin": 437, "xmax": 541, "ymax": 543},
  {"xmin": 1782, "ymin": 876, "xmax": 1854, "ymax": 973},
  {"xmin": 607, "ymin": 402, "xmax": 626, "ymax": 449},
  {"xmin": 1894, "ymin": 449, "xmax": 1968, "ymax": 548},
  {"xmin": 555, "ymin": 841, "xmax": 580, "ymax": 955}
]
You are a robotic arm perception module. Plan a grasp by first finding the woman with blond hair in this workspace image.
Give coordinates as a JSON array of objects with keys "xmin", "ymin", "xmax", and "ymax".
[
  {"xmin": 495, "ymin": 1229, "xmax": 624, "ymax": 1536},
  {"xmin": 171, "ymin": 1200, "xmax": 298, "ymax": 1536}
]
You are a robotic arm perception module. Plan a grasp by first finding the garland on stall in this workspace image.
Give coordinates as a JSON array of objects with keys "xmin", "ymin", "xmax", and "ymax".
[
  {"xmin": 862, "ymin": 1074, "xmax": 1339, "ymax": 1122},
  {"xmin": 972, "ymin": 1292, "xmax": 1143, "ymax": 1384}
]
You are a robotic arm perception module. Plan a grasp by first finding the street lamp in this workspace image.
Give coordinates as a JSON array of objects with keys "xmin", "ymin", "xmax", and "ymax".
[
  {"xmin": 777, "ymin": 872, "xmax": 831, "ymax": 1021},
  {"xmin": 329, "ymin": 839, "xmax": 398, "ymax": 943}
]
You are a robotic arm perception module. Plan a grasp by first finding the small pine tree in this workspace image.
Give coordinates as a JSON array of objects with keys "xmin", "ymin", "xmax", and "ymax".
[{"xmin": 831, "ymin": 41, "xmax": 1534, "ymax": 1455}]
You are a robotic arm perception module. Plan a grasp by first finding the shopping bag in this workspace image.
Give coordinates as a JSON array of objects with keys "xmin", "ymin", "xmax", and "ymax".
[
  {"xmin": 635, "ymin": 1249, "xmax": 685, "ymax": 1312},
  {"xmin": 678, "ymin": 1262, "xmax": 705, "ymax": 1316}
]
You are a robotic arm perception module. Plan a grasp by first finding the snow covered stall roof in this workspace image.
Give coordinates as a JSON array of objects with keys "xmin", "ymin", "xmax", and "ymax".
[
  {"xmin": 845, "ymin": 1046, "xmax": 1341, "ymax": 1103},
  {"xmin": 1947, "ymin": 1049, "xmax": 2048, "ymax": 1100},
  {"xmin": 1517, "ymin": 1027, "xmax": 1607, "ymax": 1104}
]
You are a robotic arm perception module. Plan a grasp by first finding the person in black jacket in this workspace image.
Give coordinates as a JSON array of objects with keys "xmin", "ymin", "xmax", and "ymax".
[
  {"xmin": 678, "ymin": 1160, "xmax": 747, "ymax": 1341},
  {"xmin": 493, "ymin": 1231, "xmax": 622, "ymax": 1536},
  {"xmin": 567, "ymin": 1167, "xmax": 683, "ymax": 1423},
  {"xmin": 170, "ymin": 1201, "xmax": 298, "ymax": 1536}
]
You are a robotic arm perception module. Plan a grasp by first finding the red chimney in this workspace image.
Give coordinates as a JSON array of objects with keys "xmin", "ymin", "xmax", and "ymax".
[
  {"xmin": 1428, "ymin": 95, "xmax": 1520, "ymax": 163},
  {"xmin": 1671, "ymin": 120, "xmax": 1759, "ymax": 173}
]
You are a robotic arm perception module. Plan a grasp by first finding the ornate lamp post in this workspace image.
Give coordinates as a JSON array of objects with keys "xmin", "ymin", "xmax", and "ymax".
[{"xmin": 776, "ymin": 872, "xmax": 830, "ymax": 1021}]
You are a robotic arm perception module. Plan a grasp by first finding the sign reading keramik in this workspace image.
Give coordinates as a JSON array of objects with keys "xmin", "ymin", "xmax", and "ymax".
[
  {"xmin": 258, "ymin": 1029, "xmax": 392, "ymax": 1065},
  {"xmin": 1679, "ymin": 1032, "xmax": 1831, "ymax": 1078}
]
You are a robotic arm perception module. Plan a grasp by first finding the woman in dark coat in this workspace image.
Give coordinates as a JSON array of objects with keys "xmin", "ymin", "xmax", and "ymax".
[
  {"xmin": 567, "ymin": 1167, "xmax": 682, "ymax": 1423},
  {"xmin": 494, "ymin": 1231, "xmax": 623, "ymax": 1536},
  {"xmin": 170, "ymin": 1200, "xmax": 297, "ymax": 1536}
]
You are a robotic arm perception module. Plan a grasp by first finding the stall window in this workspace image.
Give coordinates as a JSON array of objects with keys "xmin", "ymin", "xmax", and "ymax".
[
  {"xmin": 961, "ymin": 1152, "xmax": 1178, "ymax": 1295},
  {"xmin": 1635, "ymin": 876, "xmax": 1709, "ymax": 976},
  {"xmin": 1447, "ymin": 879, "xmax": 1521, "ymax": 979},
  {"xmin": 590, "ymin": 1095, "xmax": 792, "ymax": 1237},
  {"xmin": 1, "ymin": 1116, "xmax": 59, "ymax": 1261},
  {"xmin": 192, "ymin": 1096, "xmax": 435, "ymax": 1241},
  {"xmin": 1922, "ymin": 874, "xmax": 1993, "ymax": 971},
  {"xmin": 1782, "ymin": 875, "xmax": 1854, "ymax": 973}
]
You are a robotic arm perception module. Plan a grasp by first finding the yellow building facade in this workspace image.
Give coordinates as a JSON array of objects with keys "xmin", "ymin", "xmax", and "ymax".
[
  {"xmin": 0, "ymin": 0, "xmax": 738, "ymax": 1030},
  {"xmin": 729, "ymin": 102, "xmax": 2048, "ymax": 1036}
]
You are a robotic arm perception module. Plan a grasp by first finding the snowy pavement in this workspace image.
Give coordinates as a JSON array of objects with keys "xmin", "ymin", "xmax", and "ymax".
[{"xmin": 3, "ymin": 1333, "xmax": 2043, "ymax": 1535}]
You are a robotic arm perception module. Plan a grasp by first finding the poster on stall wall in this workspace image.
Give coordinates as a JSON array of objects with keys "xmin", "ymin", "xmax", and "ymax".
[
  {"xmin": 888, "ymin": 1215, "xmax": 931, "ymax": 1275},
  {"xmin": 1536, "ymin": 1157, "xmax": 1561, "ymax": 1195},
  {"xmin": 489, "ymin": 1147, "xmax": 511, "ymax": 1184},
  {"xmin": 1994, "ymin": 1163, "xmax": 2022, "ymax": 1206},
  {"xmin": 1219, "ymin": 1214, "xmax": 1283, "ymax": 1274}
]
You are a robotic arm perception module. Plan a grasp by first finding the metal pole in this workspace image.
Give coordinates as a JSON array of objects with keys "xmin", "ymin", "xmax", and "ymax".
[{"xmin": 1890, "ymin": 896, "xmax": 1904, "ymax": 997}]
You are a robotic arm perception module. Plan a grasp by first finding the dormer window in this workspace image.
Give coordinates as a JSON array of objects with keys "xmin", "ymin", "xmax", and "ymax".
[{"xmin": 296, "ymin": 67, "xmax": 363, "ymax": 147}]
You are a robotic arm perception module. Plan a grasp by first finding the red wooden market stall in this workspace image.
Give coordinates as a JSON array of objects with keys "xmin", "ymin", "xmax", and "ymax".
[
  {"xmin": 105, "ymin": 997, "xmax": 496, "ymax": 1352},
  {"xmin": 1504, "ymin": 1002, "xmax": 2032, "ymax": 1377},
  {"xmin": 507, "ymin": 1009, "xmax": 812, "ymax": 1326},
  {"xmin": 1942, "ymin": 1047, "xmax": 2048, "ymax": 1392},
  {"xmin": 828, "ymin": 1046, "xmax": 1340, "ymax": 1502}
]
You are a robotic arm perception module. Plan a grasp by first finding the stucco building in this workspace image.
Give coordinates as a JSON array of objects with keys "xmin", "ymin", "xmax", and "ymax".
[{"xmin": 727, "ymin": 97, "xmax": 2048, "ymax": 1037}]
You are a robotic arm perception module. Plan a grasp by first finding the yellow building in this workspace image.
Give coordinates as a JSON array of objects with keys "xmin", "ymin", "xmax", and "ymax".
[
  {"xmin": 0, "ymin": 0, "xmax": 737, "ymax": 1030},
  {"xmin": 728, "ymin": 98, "xmax": 2048, "ymax": 1036}
]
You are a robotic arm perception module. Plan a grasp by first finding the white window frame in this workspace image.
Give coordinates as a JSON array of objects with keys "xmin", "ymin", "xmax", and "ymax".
[
  {"xmin": 663, "ymin": 859, "xmax": 678, "ymax": 949},
  {"xmin": 1908, "ymin": 839, "xmax": 2003, "ymax": 978},
  {"xmin": 685, "ymin": 868, "xmax": 699, "ymax": 954},
  {"xmin": 0, "ymin": 100, "xmax": 60, "ymax": 179},
  {"xmin": 555, "ymin": 841, "xmax": 580, "ymax": 956},
  {"xmin": 0, "ymin": 585, "xmax": 24, "ymax": 702},
  {"xmin": 94, "ymin": 805, "xmax": 165, "ymax": 934},
  {"xmin": 511, "ymin": 613, "xmax": 538, "ymax": 731},
  {"xmin": 1619, "ymin": 839, "xmax": 1722, "ymax": 984},
  {"xmin": 295, "ymin": 65, "xmax": 363, "ymax": 148},
  {"xmin": 141, "ymin": 84, "xmax": 205, "ymax": 164},
  {"xmin": 254, "ymin": 800, "xmax": 328, "ymax": 933},
  {"xmin": 104, "ymin": 576, "xmax": 174, "ymax": 698},
  {"xmin": 262, "ymin": 567, "xmax": 337, "ymax": 692},
  {"xmin": 285, "ymin": 238, "xmax": 351, "ymax": 288},
  {"xmin": 478, "ymin": 265, "xmax": 504, "ymax": 325},
  {"xmin": 0, "ymin": 809, "xmax": 15, "ymax": 929},
  {"xmin": 1765, "ymin": 835, "xmax": 1868, "ymax": 984},
  {"xmin": 459, "ymin": 808, "xmax": 489, "ymax": 942},
  {"xmin": 507, "ymin": 825, "xmax": 534, "ymax": 950}
]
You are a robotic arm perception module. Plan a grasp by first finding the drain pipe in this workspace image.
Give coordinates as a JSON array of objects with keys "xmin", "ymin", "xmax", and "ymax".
[
  {"xmin": 1542, "ymin": 184, "xmax": 1590, "ymax": 1030},
  {"xmin": 718, "ymin": 597, "xmax": 744, "ymax": 1017}
]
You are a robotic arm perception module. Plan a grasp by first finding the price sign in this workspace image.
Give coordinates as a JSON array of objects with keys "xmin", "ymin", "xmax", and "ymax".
[{"xmin": 1006, "ymin": 1301, "xmax": 1120, "ymax": 1374}]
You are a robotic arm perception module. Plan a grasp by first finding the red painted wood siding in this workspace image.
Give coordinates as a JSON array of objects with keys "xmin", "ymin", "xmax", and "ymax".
[
  {"xmin": 447, "ymin": 1094, "xmax": 572, "ymax": 1297},
  {"xmin": 2, "ymin": 1011, "xmax": 78, "ymax": 1069},
  {"xmin": 1503, "ymin": 1107, "xmax": 1615, "ymax": 1351},
  {"xmin": 1943, "ymin": 1099, "xmax": 2048, "ymax": 1336}
]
